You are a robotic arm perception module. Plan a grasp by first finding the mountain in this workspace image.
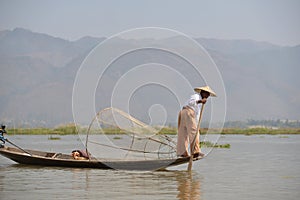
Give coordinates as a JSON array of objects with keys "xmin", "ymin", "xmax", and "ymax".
[
  {"xmin": 198, "ymin": 39, "xmax": 300, "ymax": 121},
  {"xmin": 0, "ymin": 28, "xmax": 105, "ymax": 126},
  {"xmin": 0, "ymin": 28, "xmax": 299, "ymax": 127}
]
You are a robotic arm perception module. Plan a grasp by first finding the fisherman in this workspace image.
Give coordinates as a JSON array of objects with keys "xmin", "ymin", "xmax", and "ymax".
[
  {"xmin": 0, "ymin": 124, "xmax": 6, "ymax": 145},
  {"xmin": 177, "ymin": 86, "xmax": 216, "ymax": 158}
]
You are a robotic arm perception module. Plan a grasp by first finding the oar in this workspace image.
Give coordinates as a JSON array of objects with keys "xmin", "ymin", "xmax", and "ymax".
[
  {"xmin": 188, "ymin": 103, "xmax": 205, "ymax": 171},
  {"xmin": 5, "ymin": 138, "xmax": 32, "ymax": 156}
]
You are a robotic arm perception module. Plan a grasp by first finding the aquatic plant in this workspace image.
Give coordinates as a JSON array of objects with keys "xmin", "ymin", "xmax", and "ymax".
[
  {"xmin": 6, "ymin": 126, "xmax": 300, "ymax": 135},
  {"xmin": 113, "ymin": 136, "xmax": 122, "ymax": 140},
  {"xmin": 200, "ymin": 141, "xmax": 230, "ymax": 148},
  {"xmin": 48, "ymin": 136, "xmax": 61, "ymax": 140}
]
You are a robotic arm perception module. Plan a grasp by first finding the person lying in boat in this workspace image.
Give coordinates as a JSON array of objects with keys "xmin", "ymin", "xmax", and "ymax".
[{"xmin": 71, "ymin": 149, "xmax": 89, "ymax": 160}]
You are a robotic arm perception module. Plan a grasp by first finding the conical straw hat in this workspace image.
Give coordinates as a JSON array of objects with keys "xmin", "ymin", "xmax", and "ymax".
[{"xmin": 194, "ymin": 86, "xmax": 217, "ymax": 97}]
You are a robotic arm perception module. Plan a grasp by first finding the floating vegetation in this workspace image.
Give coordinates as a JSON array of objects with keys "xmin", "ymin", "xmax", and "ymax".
[
  {"xmin": 281, "ymin": 176, "xmax": 295, "ymax": 179},
  {"xmin": 200, "ymin": 141, "xmax": 230, "ymax": 148},
  {"xmin": 279, "ymin": 135, "xmax": 289, "ymax": 138},
  {"xmin": 221, "ymin": 128, "xmax": 300, "ymax": 135},
  {"xmin": 6, "ymin": 126, "xmax": 300, "ymax": 135},
  {"xmin": 53, "ymin": 123, "xmax": 78, "ymax": 135},
  {"xmin": 48, "ymin": 135, "xmax": 61, "ymax": 140}
]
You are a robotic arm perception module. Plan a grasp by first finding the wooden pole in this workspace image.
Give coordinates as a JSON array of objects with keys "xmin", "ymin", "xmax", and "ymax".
[
  {"xmin": 5, "ymin": 138, "xmax": 32, "ymax": 156},
  {"xmin": 188, "ymin": 103, "xmax": 205, "ymax": 171}
]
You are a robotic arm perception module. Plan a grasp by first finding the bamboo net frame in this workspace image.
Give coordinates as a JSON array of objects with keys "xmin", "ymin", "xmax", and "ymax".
[{"xmin": 85, "ymin": 107, "xmax": 177, "ymax": 160}]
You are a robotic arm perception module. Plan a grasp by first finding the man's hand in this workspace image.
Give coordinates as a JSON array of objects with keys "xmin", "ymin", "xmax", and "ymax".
[{"xmin": 197, "ymin": 98, "xmax": 207, "ymax": 104}]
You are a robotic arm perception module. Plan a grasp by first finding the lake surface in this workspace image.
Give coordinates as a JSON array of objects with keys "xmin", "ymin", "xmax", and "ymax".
[{"xmin": 0, "ymin": 134, "xmax": 299, "ymax": 200}]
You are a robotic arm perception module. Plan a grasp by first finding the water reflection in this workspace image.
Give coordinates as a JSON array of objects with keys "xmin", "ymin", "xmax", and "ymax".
[
  {"xmin": 68, "ymin": 168, "xmax": 202, "ymax": 200},
  {"xmin": 0, "ymin": 160, "xmax": 203, "ymax": 199},
  {"xmin": 176, "ymin": 171, "xmax": 201, "ymax": 200}
]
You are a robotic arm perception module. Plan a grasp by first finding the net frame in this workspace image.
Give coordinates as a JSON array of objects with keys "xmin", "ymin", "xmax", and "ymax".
[{"xmin": 85, "ymin": 107, "xmax": 177, "ymax": 160}]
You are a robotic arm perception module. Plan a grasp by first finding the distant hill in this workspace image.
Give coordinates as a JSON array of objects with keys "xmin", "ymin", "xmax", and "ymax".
[
  {"xmin": 0, "ymin": 28, "xmax": 299, "ymax": 127},
  {"xmin": 197, "ymin": 38, "xmax": 300, "ymax": 121}
]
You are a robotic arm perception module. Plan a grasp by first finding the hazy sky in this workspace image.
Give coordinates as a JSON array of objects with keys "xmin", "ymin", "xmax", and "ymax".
[{"xmin": 0, "ymin": 0, "xmax": 300, "ymax": 46}]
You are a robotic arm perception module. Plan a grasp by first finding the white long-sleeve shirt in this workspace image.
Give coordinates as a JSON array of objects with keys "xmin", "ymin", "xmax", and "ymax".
[{"xmin": 185, "ymin": 93, "xmax": 201, "ymax": 120}]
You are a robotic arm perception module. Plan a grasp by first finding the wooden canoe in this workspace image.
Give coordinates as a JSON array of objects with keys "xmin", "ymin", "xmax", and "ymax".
[{"xmin": 0, "ymin": 145, "xmax": 201, "ymax": 171}]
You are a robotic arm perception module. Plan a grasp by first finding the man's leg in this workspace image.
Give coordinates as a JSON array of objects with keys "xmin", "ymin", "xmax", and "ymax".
[
  {"xmin": 177, "ymin": 109, "xmax": 189, "ymax": 157},
  {"xmin": 186, "ymin": 109, "xmax": 200, "ymax": 155}
]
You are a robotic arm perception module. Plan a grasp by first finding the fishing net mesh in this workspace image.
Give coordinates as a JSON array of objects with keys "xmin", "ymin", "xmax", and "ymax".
[{"xmin": 85, "ymin": 107, "xmax": 177, "ymax": 160}]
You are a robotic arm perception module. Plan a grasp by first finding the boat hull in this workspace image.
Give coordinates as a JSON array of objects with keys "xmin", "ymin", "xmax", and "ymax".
[{"xmin": 0, "ymin": 146, "xmax": 195, "ymax": 171}]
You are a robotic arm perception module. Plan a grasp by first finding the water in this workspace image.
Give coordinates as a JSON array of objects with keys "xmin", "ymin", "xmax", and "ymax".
[{"xmin": 0, "ymin": 135, "xmax": 299, "ymax": 200}]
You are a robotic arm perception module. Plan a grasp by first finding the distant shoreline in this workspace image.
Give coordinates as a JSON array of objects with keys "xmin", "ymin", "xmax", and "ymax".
[{"xmin": 5, "ymin": 126, "xmax": 300, "ymax": 135}]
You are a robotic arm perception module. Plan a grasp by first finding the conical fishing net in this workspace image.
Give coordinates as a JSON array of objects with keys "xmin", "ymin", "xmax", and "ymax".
[{"xmin": 85, "ymin": 107, "xmax": 177, "ymax": 160}]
